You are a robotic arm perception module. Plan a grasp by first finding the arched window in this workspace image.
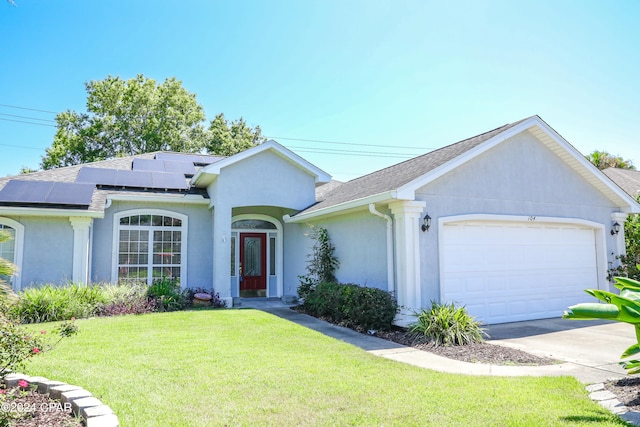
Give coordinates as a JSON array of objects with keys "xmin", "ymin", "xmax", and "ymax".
[
  {"xmin": 0, "ymin": 218, "xmax": 24, "ymax": 290},
  {"xmin": 114, "ymin": 211, "xmax": 187, "ymax": 285}
]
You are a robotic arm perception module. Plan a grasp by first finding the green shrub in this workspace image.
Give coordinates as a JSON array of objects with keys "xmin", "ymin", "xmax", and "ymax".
[
  {"xmin": 342, "ymin": 285, "xmax": 398, "ymax": 331},
  {"xmin": 147, "ymin": 278, "xmax": 187, "ymax": 312},
  {"xmin": 303, "ymin": 282, "xmax": 398, "ymax": 331},
  {"xmin": 304, "ymin": 282, "xmax": 346, "ymax": 321},
  {"xmin": 11, "ymin": 283, "xmax": 107, "ymax": 323},
  {"xmin": 97, "ymin": 283, "xmax": 156, "ymax": 316},
  {"xmin": 409, "ymin": 301, "xmax": 487, "ymax": 346},
  {"xmin": 0, "ymin": 314, "xmax": 78, "ymax": 379}
]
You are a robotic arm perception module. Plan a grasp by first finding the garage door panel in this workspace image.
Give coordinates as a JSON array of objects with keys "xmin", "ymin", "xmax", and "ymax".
[{"xmin": 441, "ymin": 221, "xmax": 599, "ymax": 324}]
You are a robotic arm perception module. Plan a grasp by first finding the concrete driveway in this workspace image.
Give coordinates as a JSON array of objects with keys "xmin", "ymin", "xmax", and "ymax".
[{"xmin": 486, "ymin": 318, "xmax": 636, "ymax": 382}]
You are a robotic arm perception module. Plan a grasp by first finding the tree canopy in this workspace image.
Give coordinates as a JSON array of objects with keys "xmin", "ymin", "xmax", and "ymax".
[
  {"xmin": 585, "ymin": 150, "xmax": 635, "ymax": 170},
  {"xmin": 41, "ymin": 74, "xmax": 265, "ymax": 169}
]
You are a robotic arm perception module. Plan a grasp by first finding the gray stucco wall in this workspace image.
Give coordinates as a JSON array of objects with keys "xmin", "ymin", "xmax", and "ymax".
[
  {"xmin": 208, "ymin": 150, "xmax": 317, "ymax": 210},
  {"xmin": 91, "ymin": 200, "xmax": 213, "ymax": 288},
  {"xmin": 5, "ymin": 216, "xmax": 74, "ymax": 287},
  {"xmin": 415, "ymin": 130, "xmax": 622, "ymax": 307},
  {"xmin": 306, "ymin": 211, "xmax": 389, "ymax": 290}
]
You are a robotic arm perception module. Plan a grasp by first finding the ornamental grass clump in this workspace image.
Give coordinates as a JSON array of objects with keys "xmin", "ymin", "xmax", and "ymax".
[
  {"xmin": 409, "ymin": 301, "xmax": 487, "ymax": 347},
  {"xmin": 147, "ymin": 278, "xmax": 188, "ymax": 312},
  {"xmin": 11, "ymin": 283, "xmax": 107, "ymax": 323}
]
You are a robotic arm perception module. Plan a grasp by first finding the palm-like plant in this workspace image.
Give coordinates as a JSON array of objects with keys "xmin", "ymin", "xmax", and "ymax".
[
  {"xmin": 585, "ymin": 150, "xmax": 635, "ymax": 170},
  {"xmin": 564, "ymin": 276, "xmax": 640, "ymax": 374}
]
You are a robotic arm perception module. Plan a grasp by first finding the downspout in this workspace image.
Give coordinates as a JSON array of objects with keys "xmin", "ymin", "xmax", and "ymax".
[{"xmin": 369, "ymin": 204, "xmax": 395, "ymax": 295}]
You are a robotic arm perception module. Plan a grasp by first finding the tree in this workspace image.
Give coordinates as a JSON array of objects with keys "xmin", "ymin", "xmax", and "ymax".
[
  {"xmin": 206, "ymin": 113, "xmax": 266, "ymax": 156},
  {"xmin": 586, "ymin": 150, "xmax": 635, "ymax": 170},
  {"xmin": 40, "ymin": 74, "xmax": 265, "ymax": 170}
]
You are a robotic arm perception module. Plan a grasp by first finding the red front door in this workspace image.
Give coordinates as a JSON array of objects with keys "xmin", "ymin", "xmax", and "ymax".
[{"xmin": 239, "ymin": 233, "xmax": 267, "ymax": 297}]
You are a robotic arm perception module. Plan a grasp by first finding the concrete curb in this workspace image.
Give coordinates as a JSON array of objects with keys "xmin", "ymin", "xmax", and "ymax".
[{"xmin": 3, "ymin": 373, "xmax": 119, "ymax": 427}]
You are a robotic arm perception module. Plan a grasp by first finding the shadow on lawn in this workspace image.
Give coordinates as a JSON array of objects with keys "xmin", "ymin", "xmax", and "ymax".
[{"xmin": 560, "ymin": 413, "xmax": 628, "ymax": 425}]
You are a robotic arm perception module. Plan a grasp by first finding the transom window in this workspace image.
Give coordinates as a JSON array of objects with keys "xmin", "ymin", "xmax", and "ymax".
[
  {"xmin": 232, "ymin": 219, "xmax": 276, "ymax": 230},
  {"xmin": 116, "ymin": 213, "xmax": 185, "ymax": 285}
]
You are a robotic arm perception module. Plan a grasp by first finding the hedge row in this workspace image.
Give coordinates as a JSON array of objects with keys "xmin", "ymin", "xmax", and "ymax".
[{"xmin": 302, "ymin": 282, "xmax": 398, "ymax": 331}]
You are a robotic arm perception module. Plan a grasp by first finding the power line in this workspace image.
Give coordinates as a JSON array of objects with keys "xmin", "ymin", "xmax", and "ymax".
[
  {"xmin": 0, "ymin": 142, "xmax": 45, "ymax": 151},
  {"xmin": 0, "ymin": 103, "xmax": 58, "ymax": 114},
  {"xmin": 287, "ymin": 145, "xmax": 418, "ymax": 158},
  {"xmin": 292, "ymin": 147, "xmax": 413, "ymax": 159},
  {"xmin": 0, "ymin": 113, "xmax": 56, "ymax": 123},
  {"xmin": 0, "ymin": 118, "xmax": 56, "ymax": 128},
  {"xmin": 266, "ymin": 135, "xmax": 434, "ymax": 151}
]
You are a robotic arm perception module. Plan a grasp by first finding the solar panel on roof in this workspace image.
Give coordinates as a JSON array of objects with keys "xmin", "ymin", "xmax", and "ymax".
[
  {"xmin": 133, "ymin": 158, "xmax": 196, "ymax": 175},
  {"xmin": 75, "ymin": 167, "xmax": 188, "ymax": 190},
  {"xmin": 46, "ymin": 182, "xmax": 95, "ymax": 205},
  {"xmin": 132, "ymin": 158, "xmax": 165, "ymax": 173},
  {"xmin": 0, "ymin": 180, "xmax": 94, "ymax": 207},
  {"xmin": 163, "ymin": 160, "xmax": 196, "ymax": 175},
  {"xmin": 76, "ymin": 167, "xmax": 118, "ymax": 184},
  {"xmin": 199, "ymin": 155, "xmax": 224, "ymax": 164},
  {"xmin": 115, "ymin": 170, "xmax": 153, "ymax": 188},
  {"xmin": 0, "ymin": 180, "xmax": 53, "ymax": 203},
  {"xmin": 155, "ymin": 152, "xmax": 223, "ymax": 165},
  {"xmin": 151, "ymin": 172, "xmax": 189, "ymax": 190}
]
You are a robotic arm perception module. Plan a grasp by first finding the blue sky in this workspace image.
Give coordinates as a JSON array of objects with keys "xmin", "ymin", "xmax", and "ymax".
[{"xmin": 1, "ymin": 0, "xmax": 639, "ymax": 181}]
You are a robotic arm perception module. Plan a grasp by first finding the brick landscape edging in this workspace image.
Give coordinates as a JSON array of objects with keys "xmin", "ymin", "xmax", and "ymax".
[{"xmin": 3, "ymin": 373, "xmax": 119, "ymax": 427}]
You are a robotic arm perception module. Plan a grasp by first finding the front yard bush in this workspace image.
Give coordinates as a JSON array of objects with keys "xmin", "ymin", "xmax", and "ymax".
[
  {"xmin": 11, "ymin": 283, "xmax": 107, "ymax": 323},
  {"xmin": 303, "ymin": 282, "xmax": 398, "ymax": 331},
  {"xmin": 97, "ymin": 283, "xmax": 157, "ymax": 316},
  {"xmin": 9, "ymin": 281, "xmax": 226, "ymax": 324},
  {"xmin": 409, "ymin": 301, "xmax": 487, "ymax": 346},
  {"xmin": 147, "ymin": 278, "xmax": 188, "ymax": 312}
]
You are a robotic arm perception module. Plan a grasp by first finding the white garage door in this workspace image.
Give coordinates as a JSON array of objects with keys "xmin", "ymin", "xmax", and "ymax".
[{"xmin": 441, "ymin": 220, "xmax": 599, "ymax": 324}]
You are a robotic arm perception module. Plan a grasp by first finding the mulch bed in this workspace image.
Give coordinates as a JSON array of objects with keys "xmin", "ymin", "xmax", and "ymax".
[
  {"xmin": 1, "ymin": 387, "xmax": 82, "ymax": 427},
  {"xmin": 605, "ymin": 377, "xmax": 640, "ymax": 412},
  {"xmin": 374, "ymin": 329, "xmax": 558, "ymax": 366}
]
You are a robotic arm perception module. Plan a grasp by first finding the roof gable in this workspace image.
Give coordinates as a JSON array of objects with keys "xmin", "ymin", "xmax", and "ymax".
[
  {"xmin": 292, "ymin": 115, "xmax": 640, "ymax": 220},
  {"xmin": 191, "ymin": 140, "xmax": 331, "ymax": 187}
]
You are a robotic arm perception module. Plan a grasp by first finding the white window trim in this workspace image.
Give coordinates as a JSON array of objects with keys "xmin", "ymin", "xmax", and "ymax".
[
  {"xmin": 0, "ymin": 217, "xmax": 24, "ymax": 291},
  {"xmin": 231, "ymin": 214, "xmax": 283, "ymax": 297},
  {"xmin": 112, "ymin": 209, "xmax": 188, "ymax": 287}
]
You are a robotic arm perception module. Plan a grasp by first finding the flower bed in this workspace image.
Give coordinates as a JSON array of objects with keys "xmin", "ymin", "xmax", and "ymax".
[{"xmin": 1, "ymin": 373, "xmax": 118, "ymax": 427}]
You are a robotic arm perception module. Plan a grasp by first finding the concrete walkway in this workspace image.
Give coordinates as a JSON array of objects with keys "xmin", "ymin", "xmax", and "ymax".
[{"xmin": 239, "ymin": 298, "xmax": 633, "ymax": 384}]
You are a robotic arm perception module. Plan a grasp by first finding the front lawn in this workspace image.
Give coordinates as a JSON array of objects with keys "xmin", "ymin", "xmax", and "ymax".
[{"xmin": 26, "ymin": 310, "xmax": 624, "ymax": 426}]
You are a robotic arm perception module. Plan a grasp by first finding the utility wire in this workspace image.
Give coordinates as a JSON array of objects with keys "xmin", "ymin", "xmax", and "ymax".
[
  {"xmin": 287, "ymin": 145, "xmax": 418, "ymax": 158},
  {"xmin": 266, "ymin": 135, "xmax": 434, "ymax": 151},
  {"xmin": 0, "ymin": 103, "xmax": 58, "ymax": 114},
  {"xmin": 0, "ymin": 103, "xmax": 435, "ymax": 157},
  {"xmin": 0, "ymin": 142, "xmax": 45, "ymax": 151},
  {"xmin": 0, "ymin": 113, "xmax": 56, "ymax": 123},
  {"xmin": 0, "ymin": 118, "xmax": 56, "ymax": 127}
]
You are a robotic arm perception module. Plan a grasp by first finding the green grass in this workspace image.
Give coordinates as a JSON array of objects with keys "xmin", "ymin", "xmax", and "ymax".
[{"xmin": 25, "ymin": 310, "xmax": 625, "ymax": 426}]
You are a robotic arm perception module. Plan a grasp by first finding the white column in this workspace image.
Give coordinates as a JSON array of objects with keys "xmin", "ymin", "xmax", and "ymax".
[
  {"xmin": 69, "ymin": 217, "xmax": 93, "ymax": 284},
  {"xmin": 389, "ymin": 200, "xmax": 426, "ymax": 325},
  {"xmin": 612, "ymin": 212, "xmax": 629, "ymax": 258},
  {"xmin": 212, "ymin": 206, "xmax": 233, "ymax": 306}
]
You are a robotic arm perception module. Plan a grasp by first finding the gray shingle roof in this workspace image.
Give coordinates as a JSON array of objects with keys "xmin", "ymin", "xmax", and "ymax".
[
  {"xmin": 299, "ymin": 116, "xmax": 533, "ymax": 215},
  {"xmin": 602, "ymin": 167, "xmax": 640, "ymax": 199}
]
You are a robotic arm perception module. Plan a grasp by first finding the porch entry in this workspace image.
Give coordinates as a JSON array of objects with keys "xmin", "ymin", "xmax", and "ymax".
[{"xmin": 239, "ymin": 232, "xmax": 267, "ymax": 298}]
